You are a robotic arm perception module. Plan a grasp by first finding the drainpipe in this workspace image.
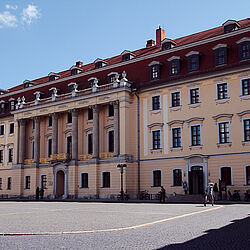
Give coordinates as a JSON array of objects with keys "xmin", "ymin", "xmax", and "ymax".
[{"xmin": 134, "ymin": 91, "xmax": 140, "ymax": 197}]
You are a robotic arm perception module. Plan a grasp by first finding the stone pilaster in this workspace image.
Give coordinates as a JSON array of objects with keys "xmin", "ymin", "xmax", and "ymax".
[
  {"xmin": 113, "ymin": 101, "xmax": 119, "ymax": 157},
  {"xmin": 93, "ymin": 105, "xmax": 99, "ymax": 159},
  {"xmin": 34, "ymin": 117, "xmax": 40, "ymax": 164}
]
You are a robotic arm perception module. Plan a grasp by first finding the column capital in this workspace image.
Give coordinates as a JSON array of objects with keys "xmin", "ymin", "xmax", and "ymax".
[
  {"xmin": 51, "ymin": 112, "xmax": 59, "ymax": 119},
  {"xmin": 33, "ymin": 116, "xmax": 40, "ymax": 123},
  {"xmin": 110, "ymin": 100, "xmax": 119, "ymax": 108},
  {"xmin": 19, "ymin": 119, "xmax": 26, "ymax": 126},
  {"xmin": 92, "ymin": 104, "xmax": 99, "ymax": 113}
]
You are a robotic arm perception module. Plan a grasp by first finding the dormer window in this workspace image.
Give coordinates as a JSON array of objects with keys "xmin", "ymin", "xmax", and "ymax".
[
  {"xmin": 168, "ymin": 56, "xmax": 181, "ymax": 76},
  {"xmin": 9, "ymin": 98, "xmax": 16, "ymax": 111},
  {"xmin": 48, "ymin": 72, "xmax": 60, "ymax": 82},
  {"xmin": 107, "ymin": 72, "xmax": 119, "ymax": 83},
  {"xmin": 0, "ymin": 101, "xmax": 6, "ymax": 114},
  {"xmin": 223, "ymin": 20, "xmax": 240, "ymax": 34},
  {"xmin": 71, "ymin": 67, "xmax": 82, "ymax": 76},
  {"xmin": 121, "ymin": 50, "xmax": 135, "ymax": 62},
  {"xmin": 94, "ymin": 58, "xmax": 107, "ymax": 69},
  {"xmin": 148, "ymin": 61, "xmax": 161, "ymax": 81},
  {"xmin": 186, "ymin": 51, "xmax": 200, "ymax": 72},
  {"xmin": 0, "ymin": 89, "xmax": 6, "ymax": 95},
  {"xmin": 161, "ymin": 39, "xmax": 176, "ymax": 51},
  {"xmin": 23, "ymin": 80, "xmax": 34, "ymax": 89},
  {"xmin": 237, "ymin": 37, "xmax": 250, "ymax": 61},
  {"xmin": 213, "ymin": 44, "xmax": 228, "ymax": 66}
]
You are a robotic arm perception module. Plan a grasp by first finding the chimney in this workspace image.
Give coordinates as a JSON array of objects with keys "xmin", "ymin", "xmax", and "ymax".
[
  {"xmin": 146, "ymin": 39, "xmax": 155, "ymax": 48},
  {"xmin": 76, "ymin": 61, "xmax": 83, "ymax": 67},
  {"xmin": 156, "ymin": 26, "xmax": 165, "ymax": 47}
]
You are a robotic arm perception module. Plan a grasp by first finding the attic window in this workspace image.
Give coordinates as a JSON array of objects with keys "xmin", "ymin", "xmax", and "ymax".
[
  {"xmin": 48, "ymin": 73, "xmax": 60, "ymax": 82},
  {"xmin": 121, "ymin": 50, "xmax": 135, "ymax": 62},
  {"xmin": 108, "ymin": 72, "xmax": 119, "ymax": 83},
  {"xmin": 213, "ymin": 44, "xmax": 228, "ymax": 66},
  {"xmin": 148, "ymin": 61, "xmax": 161, "ymax": 81},
  {"xmin": 161, "ymin": 39, "xmax": 176, "ymax": 51},
  {"xmin": 94, "ymin": 59, "xmax": 107, "ymax": 69},
  {"xmin": 168, "ymin": 56, "xmax": 181, "ymax": 76},
  {"xmin": 186, "ymin": 51, "xmax": 200, "ymax": 72},
  {"xmin": 23, "ymin": 81, "xmax": 33, "ymax": 89},
  {"xmin": 223, "ymin": 20, "xmax": 240, "ymax": 34},
  {"xmin": 0, "ymin": 102, "xmax": 6, "ymax": 114},
  {"xmin": 237, "ymin": 37, "xmax": 250, "ymax": 61},
  {"xmin": 9, "ymin": 98, "xmax": 16, "ymax": 111},
  {"xmin": 71, "ymin": 68, "xmax": 81, "ymax": 76}
]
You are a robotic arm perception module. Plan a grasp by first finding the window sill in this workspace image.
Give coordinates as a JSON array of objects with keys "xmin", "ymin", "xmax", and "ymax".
[
  {"xmin": 217, "ymin": 142, "xmax": 232, "ymax": 148},
  {"xmin": 170, "ymin": 106, "xmax": 181, "ymax": 112},
  {"xmin": 189, "ymin": 145, "xmax": 203, "ymax": 150},
  {"xmin": 66, "ymin": 123, "xmax": 72, "ymax": 127},
  {"xmin": 150, "ymin": 148, "xmax": 162, "ymax": 153},
  {"xmin": 150, "ymin": 109, "xmax": 161, "ymax": 114},
  {"xmin": 242, "ymin": 141, "xmax": 250, "ymax": 146},
  {"xmin": 87, "ymin": 120, "xmax": 93, "ymax": 124},
  {"xmin": 79, "ymin": 187, "xmax": 89, "ymax": 189},
  {"xmin": 215, "ymin": 98, "xmax": 230, "ymax": 104},
  {"xmin": 170, "ymin": 147, "xmax": 183, "ymax": 151},
  {"xmin": 240, "ymin": 95, "xmax": 250, "ymax": 101},
  {"xmin": 101, "ymin": 187, "xmax": 110, "ymax": 189},
  {"xmin": 107, "ymin": 116, "xmax": 114, "ymax": 120},
  {"xmin": 215, "ymin": 63, "xmax": 227, "ymax": 67},
  {"xmin": 188, "ymin": 103, "xmax": 201, "ymax": 109}
]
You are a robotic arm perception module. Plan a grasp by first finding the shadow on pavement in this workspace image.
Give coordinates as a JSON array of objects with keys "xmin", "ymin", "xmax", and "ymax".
[{"xmin": 158, "ymin": 215, "xmax": 250, "ymax": 250}]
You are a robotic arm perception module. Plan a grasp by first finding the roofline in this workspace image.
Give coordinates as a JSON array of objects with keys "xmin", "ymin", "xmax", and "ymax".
[{"xmin": 1, "ymin": 26, "xmax": 250, "ymax": 99}]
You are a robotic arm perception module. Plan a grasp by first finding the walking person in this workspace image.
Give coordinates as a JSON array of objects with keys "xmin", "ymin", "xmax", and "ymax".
[
  {"xmin": 36, "ymin": 187, "xmax": 39, "ymax": 200},
  {"xmin": 213, "ymin": 183, "xmax": 219, "ymax": 201},
  {"xmin": 160, "ymin": 186, "xmax": 166, "ymax": 203},
  {"xmin": 183, "ymin": 181, "xmax": 188, "ymax": 195}
]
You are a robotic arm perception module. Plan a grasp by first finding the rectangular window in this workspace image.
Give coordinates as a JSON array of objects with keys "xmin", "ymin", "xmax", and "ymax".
[
  {"xmin": 153, "ymin": 170, "xmax": 161, "ymax": 187},
  {"xmin": 108, "ymin": 104, "xmax": 114, "ymax": 117},
  {"xmin": 242, "ymin": 79, "xmax": 250, "ymax": 96},
  {"xmin": 170, "ymin": 60, "xmax": 180, "ymax": 75},
  {"xmin": 0, "ymin": 150, "xmax": 3, "ymax": 163},
  {"xmin": 152, "ymin": 130, "xmax": 161, "ymax": 150},
  {"xmin": 190, "ymin": 88, "xmax": 200, "ymax": 104},
  {"xmin": 152, "ymin": 95, "xmax": 160, "ymax": 110},
  {"xmin": 172, "ymin": 128, "xmax": 181, "ymax": 148},
  {"xmin": 81, "ymin": 173, "xmax": 88, "ymax": 188},
  {"xmin": 88, "ymin": 133, "xmax": 93, "ymax": 154},
  {"xmin": 239, "ymin": 42, "xmax": 250, "ymax": 61},
  {"xmin": 32, "ymin": 141, "xmax": 35, "ymax": 159},
  {"xmin": 67, "ymin": 112, "xmax": 72, "ymax": 124},
  {"xmin": 188, "ymin": 55, "xmax": 199, "ymax": 72},
  {"xmin": 217, "ymin": 83, "xmax": 228, "ymax": 100},
  {"xmin": 0, "ymin": 178, "xmax": 2, "ymax": 190},
  {"xmin": 8, "ymin": 148, "xmax": 13, "ymax": 162},
  {"xmin": 150, "ymin": 64, "xmax": 160, "ymax": 80},
  {"xmin": 9, "ymin": 123, "xmax": 14, "ymax": 134},
  {"xmin": 173, "ymin": 169, "xmax": 182, "ymax": 186},
  {"xmin": 66, "ymin": 136, "xmax": 72, "ymax": 158},
  {"xmin": 32, "ymin": 120, "xmax": 35, "ymax": 130},
  {"xmin": 25, "ymin": 176, "xmax": 30, "ymax": 189},
  {"xmin": 102, "ymin": 172, "xmax": 110, "ymax": 188},
  {"xmin": 7, "ymin": 177, "xmax": 11, "ymax": 190},
  {"xmin": 10, "ymin": 101, "xmax": 15, "ymax": 111},
  {"xmin": 246, "ymin": 166, "xmax": 250, "ymax": 185},
  {"xmin": 171, "ymin": 92, "xmax": 181, "ymax": 107},
  {"xmin": 48, "ymin": 116, "xmax": 52, "ymax": 127},
  {"xmin": 41, "ymin": 175, "xmax": 47, "ymax": 189},
  {"xmin": 191, "ymin": 125, "xmax": 201, "ymax": 146},
  {"xmin": 108, "ymin": 130, "xmax": 114, "ymax": 152},
  {"xmin": 215, "ymin": 48, "xmax": 227, "ymax": 66},
  {"xmin": 244, "ymin": 119, "xmax": 250, "ymax": 142},
  {"xmin": 88, "ymin": 108, "xmax": 93, "ymax": 120},
  {"xmin": 219, "ymin": 122, "xmax": 230, "ymax": 144},
  {"xmin": 0, "ymin": 103, "xmax": 6, "ymax": 114},
  {"xmin": 48, "ymin": 138, "xmax": 52, "ymax": 157},
  {"xmin": 0, "ymin": 125, "xmax": 4, "ymax": 136}
]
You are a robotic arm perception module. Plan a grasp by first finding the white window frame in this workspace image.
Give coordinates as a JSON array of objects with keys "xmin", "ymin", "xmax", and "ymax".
[
  {"xmin": 80, "ymin": 172, "xmax": 89, "ymax": 188},
  {"xmin": 101, "ymin": 171, "xmax": 111, "ymax": 188},
  {"xmin": 170, "ymin": 90, "xmax": 181, "ymax": 108},
  {"xmin": 151, "ymin": 94, "xmax": 161, "ymax": 111},
  {"xmin": 188, "ymin": 87, "xmax": 200, "ymax": 104},
  {"xmin": 242, "ymin": 118, "xmax": 250, "ymax": 142},
  {"xmin": 9, "ymin": 122, "xmax": 14, "ymax": 135},
  {"xmin": 216, "ymin": 82, "xmax": 229, "ymax": 100},
  {"xmin": 217, "ymin": 120, "xmax": 231, "ymax": 144},
  {"xmin": 0, "ymin": 124, "xmax": 5, "ymax": 136},
  {"xmin": 219, "ymin": 165, "xmax": 233, "ymax": 185},
  {"xmin": 171, "ymin": 126, "xmax": 182, "ymax": 148},
  {"xmin": 189, "ymin": 124, "xmax": 202, "ymax": 146},
  {"xmin": 152, "ymin": 169, "xmax": 162, "ymax": 187},
  {"xmin": 151, "ymin": 129, "xmax": 161, "ymax": 150},
  {"xmin": 172, "ymin": 168, "xmax": 183, "ymax": 186}
]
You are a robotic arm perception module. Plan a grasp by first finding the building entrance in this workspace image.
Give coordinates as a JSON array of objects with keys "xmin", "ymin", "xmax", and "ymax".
[
  {"xmin": 189, "ymin": 166, "xmax": 203, "ymax": 194},
  {"xmin": 56, "ymin": 170, "xmax": 65, "ymax": 198}
]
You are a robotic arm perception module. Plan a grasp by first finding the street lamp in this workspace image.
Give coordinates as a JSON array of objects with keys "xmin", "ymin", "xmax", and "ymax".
[{"xmin": 117, "ymin": 164, "xmax": 127, "ymax": 200}]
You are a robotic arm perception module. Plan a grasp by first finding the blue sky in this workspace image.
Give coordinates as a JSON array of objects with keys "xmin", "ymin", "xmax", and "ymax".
[{"xmin": 0, "ymin": 0, "xmax": 249, "ymax": 90}]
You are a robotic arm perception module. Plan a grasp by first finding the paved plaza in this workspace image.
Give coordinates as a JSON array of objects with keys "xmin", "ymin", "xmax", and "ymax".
[{"xmin": 0, "ymin": 202, "xmax": 249, "ymax": 249}]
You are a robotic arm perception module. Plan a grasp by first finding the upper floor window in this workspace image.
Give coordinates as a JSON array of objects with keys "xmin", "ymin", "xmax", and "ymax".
[
  {"xmin": 48, "ymin": 138, "xmax": 52, "ymax": 158},
  {"xmin": 223, "ymin": 20, "xmax": 240, "ymax": 34},
  {"xmin": 243, "ymin": 119, "xmax": 250, "ymax": 142},
  {"xmin": 213, "ymin": 44, "xmax": 228, "ymax": 66},
  {"xmin": 171, "ymin": 91, "xmax": 181, "ymax": 107},
  {"xmin": 190, "ymin": 88, "xmax": 200, "ymax": 104},
  {"xmin": 0, "ymin": 125, "xmax": 4, "ymax": 136},
  {"xmin": 172, "ymin": 127, "xmax": 181, "ymax": 148},
  {"xmin": 121, "ymin": 51, "xmax": 135, "ymax": 62},
  {"xmin": 0, "ymin": 149, "xmax": 3, "ymax": 163},
  {"xmin": 66, "ymin": 136, "xmax": 72, "ymax": 158},
  {"xmin": 152, "ymin": 95, "xmax": 160, "ymax": 110},
  {"xmin": 48, "ymin": 116, "xmax": 53, "ymax": 127},
  {"xmin": 102, "ymin": 172, "xmax": 110, "ymax": 188},
  {"xmin": 81, "ymin": 173, "xmax": 89, "ymax": 188},
  {"xmin": 242, "ymin": 79, "xmax": 250, "ymax": 96},
  {"xmin": 173, "ymin": 169, "xmax": 182, "ymax": 186},
  {"xmin": 108, "ymin": 130, "xmax": 114, "ymax": 153},
  {"xmin": 152, "ymin": 130, "xmax": 161, "ymax": 150},
  {"xmin": 148, "ymin": 61, "xmax": 161, "ymax": 80},
  {"xmin": 88, "ymin": 133, "xmax": 93, "ymax": 154},
  {"xmin": 153, "ymin": 170, "xmax": 161, "ymax": 187},
  {"xmin": 0, "ymin": 102, "xmax": 6, "ymax": 114},
  {"xmin": 108, "ymin": 72, "xmax": 118, "ymax": 83},
  {"xmin": 161, "ymin": 39, "xmax": 176, "ymax": 51},
  {"xmin": 191, "ymin": 125, "xmax": 201, "ymax": 146},
  {"xmin": 48, "ymin": 73, "xmax": 60, "ymax": 82},
  {"xmin": 9, "ymin": 99, "xmax": 16, "ymax": 111},
  {"xmin": 108, "ymin": 104, "xmax": 114, "ymax": 117},
  {"xmin": 169, "ymin": 59, "xmax": 180, "ymax": 75},
  {"xmin": 67, "ymin": 112, "xmax": 72, "ymax": 124},
  {"xmin": 71, "ymin": 68, "xmax": 81, "ymax": 76},
  {"xmin": 217, "ymin": 83, "xmax": 228, "ymax": 100},
  {"xmin": 94, "ymin": 59, "xmax": 107, "ymax": 69},
  {"xmin": 9, "ymin": 123, "xmax": 14, "ymax": 134},
  {"xmin": 218, "ymin": 122, "xmax": 230, "ymax": 144},
  {"xmin": 23, "ymin": 81, "xmax": 33, "ymax": 89},
  {"xmin": 239, "ymin": 42, "xmax": 250, "ymax": 61},
  {"xmin": 186, "ymin": 51, "xmax": 200, "ymax": 72},
  {"xmin": 7, "ymin": 177, "xmax": 11, "ymax": 190},
  {"xmin": 8, "ymin": 148, "xmax": 13, "ymax": 162},
  {"xmin": 88, "ymin": 108, "xmax": 93, "ymax": 120}
]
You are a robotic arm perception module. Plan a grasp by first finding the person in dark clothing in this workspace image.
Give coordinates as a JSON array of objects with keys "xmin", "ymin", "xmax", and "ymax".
[
  {"xmin": 213, "ymin": 183, "xmax": 219, "ymax": 200},
  {"xmin": 160, "ymin": 186, "xmax": 166, "ymax": 203},
  {"xmin": 40, "ymin": 187, "xmax": 44, "ymax": 200},
  {"xmin": 36, "ymin": 187, "xmax": 39, "ymax": 200}
]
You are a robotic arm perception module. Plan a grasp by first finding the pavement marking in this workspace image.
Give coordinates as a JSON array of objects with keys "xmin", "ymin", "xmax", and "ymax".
[{"xmin": 0, "ymin": 205, "xmax": 223, "ymax": 237}]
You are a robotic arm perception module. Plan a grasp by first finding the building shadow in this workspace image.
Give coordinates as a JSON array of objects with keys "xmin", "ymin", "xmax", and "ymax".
[{"xmin": 158, "ymin": 215, "xmax": 250, "ymax": 250}]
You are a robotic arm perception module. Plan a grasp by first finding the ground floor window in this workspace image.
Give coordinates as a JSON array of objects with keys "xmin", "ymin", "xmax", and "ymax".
[
  {"xmin": 102, "ymin": 172, "xmax": 110, "ymax": 188},
  {"xmin": 0, "ymin": 178, "xmax": 2, "ymax": 190},
  {"xmin": 246, "ymin": 166, "xmax": 250, "ymax": 185},
  {"xmin": 7, "ymin": 177, "xmax": 11, "ymax": 190},
  {"xmin": 41, "ymin": 175, "xmax": 47, "ymax": 189},
  {"xmin": 81, "ymin": 173, "xmax": 88, "ymax": 188},
  {"xmin": 221, "ymin": 167, "xmax": 232, "ymax": 186},
  {"xmin": 153, "ymin": 170, "xmax": 161, "ymax": 187},
  {"xmin": 173, "ymin": 169, "xmax": 182, "ymax": 186},
  {"xmin": 25, "ymin": 176, "xmax": 31, "ymax": 189}
]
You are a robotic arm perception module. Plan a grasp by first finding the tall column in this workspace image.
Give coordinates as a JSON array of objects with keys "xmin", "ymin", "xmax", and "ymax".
[
  {"xmin": 52, "ymin": 113, "xmax": 58, "ymax": 155},
  {"xmin": 93, "ymin": 105, "xmax": 99, "ymax": 159},
  {"xmin": 72, "ymin": 109, "xmax": 78, "ymax": 161},
  {"xmin": 18, "ymin": 119, "xmax": 26, "ymax": 164},
  {"xmin": 113, "ymin": 101, "xmax": 119, "ymax": 157},
  {"xmin": 34, "ymin": 117, "xmax": 40, "ymax": 164}
]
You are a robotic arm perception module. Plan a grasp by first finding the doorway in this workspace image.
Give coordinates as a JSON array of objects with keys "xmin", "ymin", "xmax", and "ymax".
[
  {"xmin": 189, "ymin": 166, "xmax": 203, "ymax": 194},
  {"xmin": 56, "ymin": 170, "xmax": 65, "ymax": 198}
]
